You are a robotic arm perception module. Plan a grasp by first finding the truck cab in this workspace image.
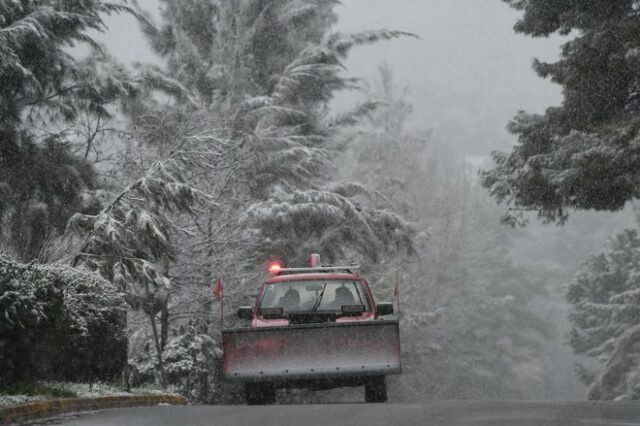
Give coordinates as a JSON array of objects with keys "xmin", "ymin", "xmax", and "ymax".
[{"xmin": 237, "ymin": 271, "xmax": 393, "ymax": 328}]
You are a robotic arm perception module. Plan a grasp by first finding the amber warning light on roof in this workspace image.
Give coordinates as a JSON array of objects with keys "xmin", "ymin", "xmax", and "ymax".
[
  {"xmin": 268, "ymin": 262, "xmax": 283, "ymax": 274},
  {"xmin": 268, "ymin": 253, "xmax": 320, "ymax": 275}
]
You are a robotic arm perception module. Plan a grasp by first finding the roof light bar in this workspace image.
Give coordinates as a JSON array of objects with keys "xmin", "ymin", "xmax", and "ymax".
[{"xmin": 273, "ymin": 265, "xmax": 360, "ymax": 273}]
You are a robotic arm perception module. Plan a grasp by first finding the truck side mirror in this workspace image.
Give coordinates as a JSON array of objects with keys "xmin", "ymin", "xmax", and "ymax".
[
  {"xmin": 376, "ymin": 302, "xmax": 394, "ymax": 317},
  {"xmin": 237, "ymin": 306, "xmax": 253, "ymax": 320}
]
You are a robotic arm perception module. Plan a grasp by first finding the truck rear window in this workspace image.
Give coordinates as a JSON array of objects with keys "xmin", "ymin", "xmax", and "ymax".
[{"xmin": 260, "ymin": 280, "xmax": 370, "ymax": 313}]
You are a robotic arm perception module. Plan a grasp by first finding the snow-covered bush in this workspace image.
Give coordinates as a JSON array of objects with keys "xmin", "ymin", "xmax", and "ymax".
[
  {"xmin": 130, "ymin": 325, "xmax": 220, "ymax": 402},
  {"xmin": 163, "ymin": 326, "xmax": 220, "ymax": 401},
  {"xmin": 0, "ymin": 258, "xmax": 49, "ymax": 386},
  {"xmin": 0, "ymin": 256, "xmax": 127, "ymax": 387}
]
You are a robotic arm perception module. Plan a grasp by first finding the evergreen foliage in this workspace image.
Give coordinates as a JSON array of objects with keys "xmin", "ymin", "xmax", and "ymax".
[
  {"xmin": 64, "ymin": 129, "xmax": 221, "ymax": 388},
  {"xmin": 482, "ymin": 0, "xmax": 640, "ymax": 224},
  {"xmin": 486, "ymin": 0, "xmax": 640, "ymax": 401},
  {"xmin": 0, "ymin": 135, "xmax": 96, "ymax": 260},
  {"xmin": 243, "ymin": 187, "xmax": 413, "ymax": 265},
  {"xmin": 567, "ymin": 225, "xmax": 640, "ymax": 400},
  {"xmin": 0, "ymin": 1, "xmax": 137, "ymax": 260},
  {"xmin": 0, "ymin": 0, "xmax": 134, "ymax": 125},
  {"xmin": 124, "ymin": 0, "xmax": 417, "ymax": 343},
  {"xmin": 0, "ymin": 256, "xmax": 126, "ymax": 388},
  {"xmin": 66, "ymin": 146, "xmax": 214, "ymax": 305},
  {"xmin": 0, "ymin": 0, "xmax": 582, "ymax": 403},
  {"xmin": 131, "ymin": 325, "xmax": 220, "ymax": 401},
  {"xmin": 137, "ymin": 0, "xmax": 340, "ymax": 107}
]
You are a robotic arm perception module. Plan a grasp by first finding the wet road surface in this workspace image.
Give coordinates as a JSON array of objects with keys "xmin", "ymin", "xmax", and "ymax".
[{"xmin": 36, "ymin": 401, "xmax": 640, "ymax": 426}]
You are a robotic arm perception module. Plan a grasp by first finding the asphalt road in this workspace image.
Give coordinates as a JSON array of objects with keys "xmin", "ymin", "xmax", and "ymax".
[{"xmin": 39, "ymin": 401, "xmax": 640, "ymax": 426}]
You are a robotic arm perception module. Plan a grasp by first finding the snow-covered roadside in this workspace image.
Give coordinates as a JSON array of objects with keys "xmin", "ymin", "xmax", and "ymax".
[
  {"xmin": 0, "ymin": 382, "xmax": 177, "ymax": 407},
  {"xmin": 0, "ymin": 394, "xmax": 46, "ymax": 407},
  {"xmin": 64, "ymin": 382, "xmax": 177, "ymax": 398}
]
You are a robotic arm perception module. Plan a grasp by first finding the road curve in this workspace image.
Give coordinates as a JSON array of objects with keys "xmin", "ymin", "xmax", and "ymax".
[{"xmin": 46, "ymin": 401, "xmax": 640, "ymax": 426}]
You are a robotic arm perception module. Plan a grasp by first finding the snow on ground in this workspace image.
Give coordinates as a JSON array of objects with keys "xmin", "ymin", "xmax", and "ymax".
[
  {"xmin": 0, "ymin": 382, "xmax": 177, "ymax": 407},
  {"xmin": 0, "ymin": 394, "xmax": 46, "ymax": 407}
]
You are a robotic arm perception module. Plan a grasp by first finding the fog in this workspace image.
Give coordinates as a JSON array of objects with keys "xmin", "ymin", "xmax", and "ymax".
[
  {"xmin": 102, "ymin": 0, "xmax": 564, "ymax": 155},
  {"xmin": 3, "ymin": 0, "xmax": 639, "ymax": 409},
  {"xmin": 332, "ymin": 0, "xmax": 564, "ymax": 156},
  {"xmin": 88, "ymin": 0, "xmax": 638, "ymax": 401}
]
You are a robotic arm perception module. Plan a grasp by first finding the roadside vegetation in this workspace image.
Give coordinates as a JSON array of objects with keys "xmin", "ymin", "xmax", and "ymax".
[
  {"xmin": 1, "ymin": 384, "xmax": 76, "ymax": 400},
  {"xmin": 2, "ymin": 0, "xmax": 640, "ymax": 404},
  {"xmin": 483, "ymin": 0, "xmax": 640, "ymax": 400}
]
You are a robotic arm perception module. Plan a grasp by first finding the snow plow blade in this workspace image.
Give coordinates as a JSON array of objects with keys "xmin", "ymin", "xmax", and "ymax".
[{"xmin": 222, "ymin": 320, "xmax": 400, "ymax": 381}]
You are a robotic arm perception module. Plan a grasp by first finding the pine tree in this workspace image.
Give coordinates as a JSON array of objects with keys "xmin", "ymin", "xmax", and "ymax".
[
  {"xmin": 64, "ymin": 122, "xmax": 221, "ymax": 388},
  {"xmin": 113, "ymin": 2, "xmax": 417, "ymax": 395},
  {"xmin": 567, "ymin": 225, "xmax": 640, "ymax": 400},
  {"xmin": 482, "ymin": 0, "xmax": 640, "ymax": 225},
  {"xmin": 128, "ymin": 0, "xmax": 416, "ymax": 308},
  {"xmin": 0, "ymin": 1, "xmax": 137, "ymax": 260}
]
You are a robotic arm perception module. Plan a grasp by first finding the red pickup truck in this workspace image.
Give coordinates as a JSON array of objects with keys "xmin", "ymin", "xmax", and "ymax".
[{"xmin": 222, "ymin": 254, "xmax": 401, "ymax": 404}]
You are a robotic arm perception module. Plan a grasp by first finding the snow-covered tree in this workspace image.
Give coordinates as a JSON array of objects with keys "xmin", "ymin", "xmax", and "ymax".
[
  {"xmin": 64, "ymin": 123, "xmax": 222, "ymax": 387},
  {"xmin": 567, "ymin": 225, "xmax": 640, "ymax": 400},
  {"xmin": 482, "ymin": 0, "xmax": 640, "ymax": 225},
  {"xmin": 123, "ymin": 1, "xmax": 416, "ymax": 338},
  {"xmin": 131, "ymin": 325, "xmax": 220, "ymax": 401},
  {"xmin": 0, "ymin": 1, "xmax": 135, "ymax": 123},
  {"xmin": 0, "ymin": 1, "xmax": 138, "ymax": 260}
]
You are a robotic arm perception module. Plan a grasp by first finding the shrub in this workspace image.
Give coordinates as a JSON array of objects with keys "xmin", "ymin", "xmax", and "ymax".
[
  {"xmin": 130, "ymin": 325, "xmax": 220, "ymax": 402},
  {"xmin": 0, "ymin": 256, "xmax": 127, "ymax": 387}
]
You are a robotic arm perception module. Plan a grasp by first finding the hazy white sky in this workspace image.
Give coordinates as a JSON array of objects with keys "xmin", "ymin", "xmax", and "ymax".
[
  {"xmin": 331, "ymin": 0, "xmax": 564, "ymax": 154},
  {"xmin": 100, "ymin": 0, "xmax": 565, "ymax": 155}
]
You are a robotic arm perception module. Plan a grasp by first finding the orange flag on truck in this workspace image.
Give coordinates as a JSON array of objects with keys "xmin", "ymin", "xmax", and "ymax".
[
  {"xmin": 392, "ymin": 272, "xmax": 400, "ymax": 315},
  {"xmin": 214, "ymin": 277, "xmax": 224, "ymax": 300},
  {"xmin": 392, "ymin": 274, "xmax": 399, "ymax": 298},
  {"xmin": 214, "ymin": 277, "xmax": 224, "ymax": 330}
]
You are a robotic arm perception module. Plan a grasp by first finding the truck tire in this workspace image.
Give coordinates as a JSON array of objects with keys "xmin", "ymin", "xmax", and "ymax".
[
  {"xmin": 245, "ymin": 383, "xmax": 276, "ymax": 405},
  {"xmin": 365, "ymin": 376, "xmax": 387, "ymax": 403}
]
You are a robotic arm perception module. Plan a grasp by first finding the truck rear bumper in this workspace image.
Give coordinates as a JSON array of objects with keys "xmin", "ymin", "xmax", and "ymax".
[
  {"xmin": 241, "ymin": 373, "xmax": 391, "ymax": 391},
  {"xmin": 226, "ymin": 362, "xmax": 400, "ymax": 381}
]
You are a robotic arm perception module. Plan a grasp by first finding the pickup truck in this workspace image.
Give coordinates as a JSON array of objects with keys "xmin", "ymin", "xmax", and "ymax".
[{"xmin": 222, "ymin": 254, "xmax": 400, "ymax": 404}]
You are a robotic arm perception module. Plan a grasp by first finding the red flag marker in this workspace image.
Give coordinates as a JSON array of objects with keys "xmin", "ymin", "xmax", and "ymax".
[
  {"xmin": 214, "ymin": 277, "xmax": 224, "ymax": 300},
  {"xmin": 392, "ymin": 272, "xmax": 400, "ymax": 315},
  {"xmin": 214, "ymin": 277, "xmax": 224, "ymax": 330}
]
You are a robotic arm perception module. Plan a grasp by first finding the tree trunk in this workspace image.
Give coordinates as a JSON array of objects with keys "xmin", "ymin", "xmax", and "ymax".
[
  {"xmin": 160, "ymin": 302, "xmax": 169, "ymax": 350},
  {"xmin": 161, "ymin": 259, "xmax": 170, "ymax": 350},
  {"xmin": 123, "ymin": 361, "xmax": 131, "ymax": 392},
  {"xmin": 203, "ymin": 213, "xmax": 214, "ymax": 334},
  {"xmin": 201, "ymin": 371, "xmax": 209, "ymax": 403},
  {"xmin": 123, "ymin": 310, "xmax": 131, "ymax": 391},
  {"xmin": 149, "ymin": 313, "xmax": 167, "ymax": 388}
]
